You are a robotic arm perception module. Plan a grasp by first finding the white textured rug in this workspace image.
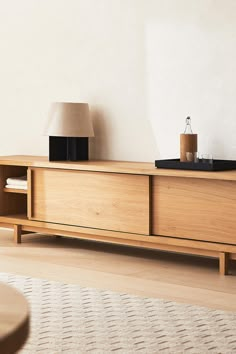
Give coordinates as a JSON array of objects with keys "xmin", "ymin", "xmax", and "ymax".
[{"xmin": 0, "ymin": 273, "xmax": 235, "ymax": 354}]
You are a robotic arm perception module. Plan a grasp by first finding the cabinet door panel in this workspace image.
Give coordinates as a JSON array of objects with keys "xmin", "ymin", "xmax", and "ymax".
[
  {"xmin": 30, "ymin": 168, "xmax": 150, "ymax": 235},
  {"xmin": 152, "ymin": 176, "xmax": 236, "ymax": 244}
]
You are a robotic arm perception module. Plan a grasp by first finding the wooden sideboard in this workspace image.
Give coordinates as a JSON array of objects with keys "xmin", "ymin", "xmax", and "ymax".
[{"xmin": 0, "ymin": 155, "xmax": 236, "ymax": 275}]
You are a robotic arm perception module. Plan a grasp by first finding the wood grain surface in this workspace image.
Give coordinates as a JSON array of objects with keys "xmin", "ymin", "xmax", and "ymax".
[
  {"xmin": 0, "ymin": 155, "xmax": 236, "ymax": 181},
  {"xmin": 30, "ymin": 168, "xmax": 150, "ymax": 235},
  {"xmin": 152, "ymin": 176, "xmax": 236, "ymax": 244},
  {"xmin": 0, "ymin": 282, "xmax": 29, "ymax": 354}
]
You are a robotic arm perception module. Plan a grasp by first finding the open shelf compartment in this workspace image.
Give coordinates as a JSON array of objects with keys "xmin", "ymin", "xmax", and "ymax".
[{"xmin": 0, "ymin": 165, "xmax": 28, "ymax": 217}]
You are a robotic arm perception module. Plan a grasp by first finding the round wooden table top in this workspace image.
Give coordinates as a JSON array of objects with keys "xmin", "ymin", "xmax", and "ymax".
[{"xmin": 0, "ymin": 282, "xmax": 30, "ymax": 354}]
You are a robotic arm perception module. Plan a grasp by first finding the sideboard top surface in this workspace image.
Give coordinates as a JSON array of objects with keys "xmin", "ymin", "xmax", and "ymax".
[{"xmin": 1, "ymin": 155, "xmax": 236, "ymax": 181}]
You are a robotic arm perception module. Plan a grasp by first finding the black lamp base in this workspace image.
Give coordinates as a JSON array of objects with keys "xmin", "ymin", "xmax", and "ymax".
[{"xmin": 49, "ymin": 137, "xmax": 89, "ymax": 161}]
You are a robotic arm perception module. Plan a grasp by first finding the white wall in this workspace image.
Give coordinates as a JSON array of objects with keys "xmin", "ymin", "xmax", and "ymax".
[{"xmin": 0, "ymin": 0, "xmax": 235, "ymax": 162}]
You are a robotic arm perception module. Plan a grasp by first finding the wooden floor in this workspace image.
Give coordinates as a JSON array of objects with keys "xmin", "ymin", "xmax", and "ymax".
[{"xmin": 0, "ymin": 228, "xmax": 236, "ymax": 312}]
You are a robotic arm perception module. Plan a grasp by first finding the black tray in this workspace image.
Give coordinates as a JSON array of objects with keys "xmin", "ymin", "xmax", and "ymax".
[{"xmin": 155, "ymin": 159, "xmax": 236, "ymax": 171}]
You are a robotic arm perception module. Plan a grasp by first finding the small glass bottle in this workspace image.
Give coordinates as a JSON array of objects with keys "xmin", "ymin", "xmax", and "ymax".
[
  {"xmin": 184, "ymin": 116, "xmax": 193, "ymax": 134},
  {"xmin": 180, "ymin": 116, "xmax": 197, "ymax": 162}
]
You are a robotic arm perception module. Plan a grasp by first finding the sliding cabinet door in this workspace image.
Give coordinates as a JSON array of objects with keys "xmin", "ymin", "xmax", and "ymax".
[
  {"xmin": 152, "ymin": 176, "xmax": 236, "ymax": 244},
  {"xmin": 29, "ymin": 168, "xmax": 150, "ymax": 235}
]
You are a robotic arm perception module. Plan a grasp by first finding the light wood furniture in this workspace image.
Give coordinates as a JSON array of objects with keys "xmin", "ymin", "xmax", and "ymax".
[
  {"xmin": 30, "ymin": 168, "xmax": 150, "ymax": 234},
  {"xmin": 0, "ymin": 155, "xmax": 236, "ymax": 275},
  {"xmin": 0, "ymin": 282, "xmax": 29, "ymax": 354}
]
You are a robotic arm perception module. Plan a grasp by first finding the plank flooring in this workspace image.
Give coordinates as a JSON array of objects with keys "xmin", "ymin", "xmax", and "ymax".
[{"xmin": 0, "ymin": 228, "xmax": 236, "ymax": 311}]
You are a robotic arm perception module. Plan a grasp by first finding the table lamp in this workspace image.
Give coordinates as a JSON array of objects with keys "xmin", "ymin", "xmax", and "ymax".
[{"xmin": 45, "ymin": 102, "xmax": 94, "ymax": 161}]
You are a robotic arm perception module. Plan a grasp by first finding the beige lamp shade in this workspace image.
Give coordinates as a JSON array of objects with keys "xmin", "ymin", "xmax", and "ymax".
[{"xmin": 45, "ymin": 102, "xmax": 94, "ymax": 137}]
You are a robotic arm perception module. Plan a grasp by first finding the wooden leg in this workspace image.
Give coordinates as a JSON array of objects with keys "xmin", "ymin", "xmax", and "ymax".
[
  {"xmin": 14, "ymin": 225, "xmax": 22, "ymax": 244},
  {"xmin": 219, "ymin": 252, "xmax": 229, "ymax": 275}
]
